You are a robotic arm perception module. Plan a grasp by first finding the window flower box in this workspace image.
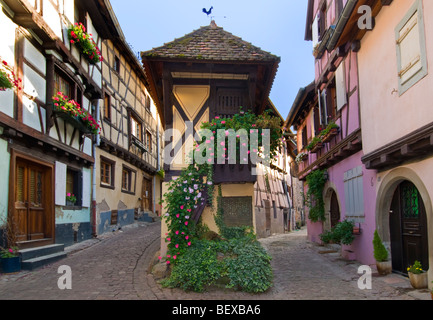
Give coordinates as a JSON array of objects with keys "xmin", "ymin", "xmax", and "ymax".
[
  {"xmin": 52, "ymin": 92, "xmax": 100, "ymax": 134},
  {"xmin": 320, "ymin": 122, "xmax": 339, "ymax": 143},
  {"xmin": 306, "ymin": 136, "xmax": 323, "ymax": 154},
  {"xmin": 68, "ymin": 23, "xmax": 103, "ymax": 65},
  {"xmin": 295, "ymin": 152, "xmax": 308, "ymax": 163}
]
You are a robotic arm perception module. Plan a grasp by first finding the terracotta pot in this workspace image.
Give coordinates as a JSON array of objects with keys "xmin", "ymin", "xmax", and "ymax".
[
  {"xmin": 376, "ymin": 261, "xmax": 392, "ymax": 275},
  {"xmin": 408, "ymin": 272, "xmax": 428, "ymax": 289}
]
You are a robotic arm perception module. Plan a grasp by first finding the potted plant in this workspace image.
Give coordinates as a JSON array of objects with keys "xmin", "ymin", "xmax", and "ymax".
[
  {"xmin": 372, "ymin": 230, "xmax": 391, "ymax": 275},
  {"xmin": 407, "ymin": 260, "xmax": 428, "ymax": 289},
  {"xmin": 66, "ymin": 193, "xmax": 77, "ymax": 206},
  {"xmin": 0, "ymin": 246, "xmax": 21, "ymax": 274},
  {"xmin": 0, "ymin": 217, "xmax": 21, "ymax": 274}
]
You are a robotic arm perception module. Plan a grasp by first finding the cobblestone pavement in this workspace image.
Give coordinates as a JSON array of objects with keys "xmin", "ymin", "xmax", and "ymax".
[{"xmin": 0, "ymin": 222, "xmax": 430, "ymax": 300}]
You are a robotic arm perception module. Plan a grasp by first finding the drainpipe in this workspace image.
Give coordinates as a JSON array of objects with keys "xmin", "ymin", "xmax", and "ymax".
[
  {"xmin": 326, "ymin": 0, "xmax": 358, "ymax": 51},
  {"xmin": 92, "ymin": 99, "xmax": 101, "ymax": 237}
]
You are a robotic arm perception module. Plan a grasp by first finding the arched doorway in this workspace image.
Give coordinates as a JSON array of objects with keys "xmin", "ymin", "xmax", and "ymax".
[
  {"xmin": 389, "ymin": 180, "xmax": 429, "ymax": 274},
  {"xmin": 330, "ymin": 190, "xmax": 340, "ymax": 228}
]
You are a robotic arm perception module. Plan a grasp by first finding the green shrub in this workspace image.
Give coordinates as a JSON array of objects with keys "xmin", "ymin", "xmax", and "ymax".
[
  {"xmin": 162, "ymin": 237, "xmax": 273, "ymax": 293},
  {"xmin": 161, "ymin": 240, "xmax": 223, "ymax": 292},
  {"xmin": 319, "ymin": 219, "xmax": 355, "ymax": 245},
  {"xmin": 373, "ymin": 230, "xmax": 388, "ymax": 262}
]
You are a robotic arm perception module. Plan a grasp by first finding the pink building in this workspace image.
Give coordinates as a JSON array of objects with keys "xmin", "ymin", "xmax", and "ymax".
[
  {"xmin": 358, "ymin": 0, "xmax": 432, "ymax": 285},
  {"xmin": 286, "ymin": 0, "xmax": 378, "ymax": 265},
  {"xmin": 288, "ymin": 0, "xmax": 432, "ymax": 287}
]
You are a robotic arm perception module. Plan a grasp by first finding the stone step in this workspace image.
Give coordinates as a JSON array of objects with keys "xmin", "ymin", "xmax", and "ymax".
[
  {"xmin": 19, "ymin": 244, "xmax": 66, "ymax": 271},
  {"xmin": 19, "ymin": 244, "xmax": 65, "ymax": 261},
  {"xmin": 21, "ymin": 251, "xmax": 67, "ymax": 271}
]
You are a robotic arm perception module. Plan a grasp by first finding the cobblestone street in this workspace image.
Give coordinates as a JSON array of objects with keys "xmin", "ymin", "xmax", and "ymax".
[{"xmin": 0, "ymin": 221, "xmax": 430, "ymax": 301}]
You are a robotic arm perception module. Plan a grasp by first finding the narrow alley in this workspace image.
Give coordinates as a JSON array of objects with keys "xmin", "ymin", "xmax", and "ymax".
[{"xmin": 0, "ymin": 221, "xmax": 429, "ymax": 301}]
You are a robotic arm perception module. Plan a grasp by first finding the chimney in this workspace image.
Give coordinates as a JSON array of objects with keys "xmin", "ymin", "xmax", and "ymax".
[{"xmin": 210, "ymin": 20, "xmax": 217, "ymax": 28}]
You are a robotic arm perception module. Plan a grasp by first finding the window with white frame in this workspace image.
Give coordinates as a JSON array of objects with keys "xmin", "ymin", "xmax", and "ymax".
[
  {"xmin": 395, "ymin": 0, "xmax": 427, "ymax": 94},
  {"xmin": 344, "ymin": 166, "xmax": 364, "ymax": 220}
]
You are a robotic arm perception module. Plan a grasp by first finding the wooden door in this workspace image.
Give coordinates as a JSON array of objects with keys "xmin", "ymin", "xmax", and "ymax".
[
  {"xmin": 389, "ymin": 181, "xmax": 429, "ymax": 274},
  {"xmin": 330, "ymin": 191, "xmax": 340, "ymax": 228},
  {"xmin": 142, "ymin": 177, "xmax": 153, "ymax": 212},
  {"xmin": 14, "ymin": 159, "xmax": 52, "ymax": 247}
]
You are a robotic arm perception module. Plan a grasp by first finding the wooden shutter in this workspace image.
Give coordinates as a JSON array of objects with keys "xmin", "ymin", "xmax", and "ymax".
[
  {"xmin": 344, "ymin": 166, "xmax": 364, "ymax": 218},
  {"xmin": 55, "ymin": 161, "xmax": 67, "ymax": 206},
  {"xmin": 397, "ymin": 11, "xmax": 422, "ymax": 84},
  {"xmin": 335, "ymin": 63, "xmax": 347, "ymax": 111}
]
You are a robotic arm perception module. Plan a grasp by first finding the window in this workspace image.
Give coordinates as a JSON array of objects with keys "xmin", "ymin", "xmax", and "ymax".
[
  {"xmin": 302, "ymin": 126, "xmax": 308, "ymax": 149},
  {"xmin": 131, "ymin": 115, "xmax": 142, "ymax": 141},
  {"xmin": 100, "ymin": 157, "xmax": 115, "ymax": 188},
  {"xmin": 395, "ymin": 0, "xmax": 427, "ymax": 94},
  {"xmin": 66, "ymin": 168, "xmax": 82, "ymax": 206},
  {"xmin": 54, "ymin": 71, "xmax": 72, "ymax": 98},
  {"xmin": 344, "ymin": 166, "xmax": 364, "ymax": 219},
  {"xmin": 319, "ymin": 81, "xmax": 337, "ymax": 126},
  {"xmin": 145, "ymin": 130, "xmax": 152, "ymax": 152},
  {"xmin": 121, "ymin": 165, "xmax": 136, "ymax": 194},
  {"xmin": 54, "ymin": 69, "xmax": 82, "ymax": 106},
  {"xmin": 114, "ymin": 56, "xmax": 120, "ymax": 73},
  {"xmin": 104, "ymin": 93, "xmax": 111, "ymax": 122},
  {"xmin": 74, "ymin": 2, "xmax": 87, "ymax": 28}
]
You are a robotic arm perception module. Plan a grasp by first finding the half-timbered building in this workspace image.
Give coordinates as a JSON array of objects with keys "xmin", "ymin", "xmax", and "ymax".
[
  {"xmin": 96, "ymin": 2, "xmax": 163, "ymax": 235},
  {"xmin": 142, "ymin": 20, "xmax": 287, "ymax": 255},
  {"xmin": 0, "ymin": 0, "xmax": 162, "ymax": 269},
  {"xmin": 0, "ymin": 0, "xmax": 105, "ymax": 256},
  {"xmin": 287, "ymin": 0, "xmax": 377, "ymax": 265}
]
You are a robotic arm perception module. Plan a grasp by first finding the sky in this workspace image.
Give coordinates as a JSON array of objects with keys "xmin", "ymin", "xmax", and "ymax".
[{"xmin": 109, "ymin": 0, "xmax": 315, "ymax": 120}]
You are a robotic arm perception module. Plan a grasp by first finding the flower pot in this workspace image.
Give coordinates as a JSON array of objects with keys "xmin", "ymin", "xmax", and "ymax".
[
  {"xmin": 0, "ymin": 256, "xmax": 21, "ymax": 274},
  {"xmin": 376, "ymin": 261, "xmax": 392, "ymax": 275},
  {"xmin": 408, "ymin": 272, "xmax": 428, "ymax": 289}
]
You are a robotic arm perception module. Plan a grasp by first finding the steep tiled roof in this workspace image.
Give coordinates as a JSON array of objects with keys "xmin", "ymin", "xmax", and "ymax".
[{"xmin": 142, "ymin": 21, "xmax": 280, "ymax": 63}]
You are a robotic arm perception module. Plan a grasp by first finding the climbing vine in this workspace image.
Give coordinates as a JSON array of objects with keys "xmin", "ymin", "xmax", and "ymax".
[{"xmin": 305, "ymin": 169, "xmax": 327, "ymax": 222}]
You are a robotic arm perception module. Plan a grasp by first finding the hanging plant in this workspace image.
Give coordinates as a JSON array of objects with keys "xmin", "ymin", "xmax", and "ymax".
[
  {"xmin": 306, "ymin": 169, "xmax": 327, "ymax": 222},
  {"xmin": 0, "ymin": 58, "xmax": 22, "ymax": 91},
  {"xmin": 68, "ymin": 23, "xmax": 103, "ymax": 64}
]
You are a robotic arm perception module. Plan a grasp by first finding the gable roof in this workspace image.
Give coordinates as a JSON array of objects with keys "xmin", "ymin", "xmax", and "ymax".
[{"xmin": 142, "ymin": 20, "xmax": 280, "ymax": 63}]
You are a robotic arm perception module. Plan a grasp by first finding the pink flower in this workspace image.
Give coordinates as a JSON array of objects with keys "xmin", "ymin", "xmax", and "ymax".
[
  {"xmin": 187, "ymin": 209, "xmax": 192, "ymax": 213},
  {"xmin": 187, "ymin": 242, "xmax": 191, "ymax": 246},
  {"xmin": 180, "ymin": 205, "xmax": 184, "ymax": 210},
  {"xmin": 175, "ymin": 230, "xmax": 179, "ymax": 235},
  {"xmin": 221, "ymin": 121, "xmax": 226, "ymax": 124},
  {"xmin": 176, "ymin": 214, "xmax": 180, "ymax": 218},
  {"xmin": 185, "ymin": 235, "xmax": 189, "ymax": 240},
  {"xmin": 173, "ymin": 255, "xmax": 177, "ymax": 260},
  {"xmin": 215, "ymin": 116, "xmax": 220, "ymax": 119},
  {"xmin": 158, "ymin": 256, "xmax": 162, "ymax": 260},
  {"xmin": 166, "ymin": 260, "xmax": 171, "ymax": 265},
  {"xmin": 175, "ymin": 244, "xmax": 179, "ymax": 248},
  {"xmin": 185, "ymin": 221, "xmax": 189, "ymax": 226}
]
